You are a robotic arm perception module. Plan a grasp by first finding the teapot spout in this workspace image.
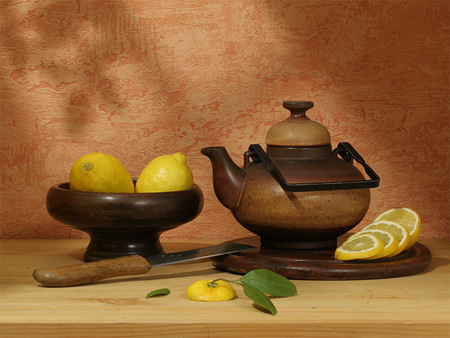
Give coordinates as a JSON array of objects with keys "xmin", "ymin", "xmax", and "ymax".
[{"xmin": 201, "ymin": 147, "xmax": 245, "ymax": 210}]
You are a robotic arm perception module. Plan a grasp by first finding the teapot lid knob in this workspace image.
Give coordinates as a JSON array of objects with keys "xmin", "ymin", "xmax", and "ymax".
[{"xmin": 265, "ymin": 101, "xmax": 331, "ymax": 147}]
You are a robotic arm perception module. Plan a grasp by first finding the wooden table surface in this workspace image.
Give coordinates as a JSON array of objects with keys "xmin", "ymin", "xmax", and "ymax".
[{"xmin": 1, "ymin": 238, "xmax": 449, "ymax": 337}]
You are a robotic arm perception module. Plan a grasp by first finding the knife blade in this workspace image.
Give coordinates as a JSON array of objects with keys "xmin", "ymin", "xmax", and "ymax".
[{"xmin": 32, "ymin": 243, "xmax": 256, "ymax": 287}]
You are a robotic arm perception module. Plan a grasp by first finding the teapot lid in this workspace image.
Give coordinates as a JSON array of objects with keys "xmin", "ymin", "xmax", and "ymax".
[{"xmin": 265, "ymin": 101, "xmax": 331, "ymax": 147}]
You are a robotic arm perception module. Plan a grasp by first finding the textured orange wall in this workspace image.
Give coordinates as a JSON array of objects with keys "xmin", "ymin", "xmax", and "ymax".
[{"xmin": 1, "ymin": 1, "xmax": 448, "ymax": 240}]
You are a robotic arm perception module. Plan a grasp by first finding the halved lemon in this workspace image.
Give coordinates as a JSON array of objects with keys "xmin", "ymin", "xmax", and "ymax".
[
  {"xmin": 348, "ymin": 229, "xmax": 399, "ymax": 259},
  {"xmin": 362, "ymin": 220, "xmax": 410, "ymax": 256},
  {"xmin": 186, "ymin": 279, "xmax": 236, "ymax": 302},
  {"xmin": 335, "ymin": 234, "xmax": 384, "ymax": 261},
  {"xmin": 374, "ymin": 208, "xmax": 421, "ymax": 249}
]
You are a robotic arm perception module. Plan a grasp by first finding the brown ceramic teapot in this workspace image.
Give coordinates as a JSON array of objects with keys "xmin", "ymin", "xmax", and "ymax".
[{"xmin": 201, "ymin": 101, "xmax": 379, "ymax": 249}]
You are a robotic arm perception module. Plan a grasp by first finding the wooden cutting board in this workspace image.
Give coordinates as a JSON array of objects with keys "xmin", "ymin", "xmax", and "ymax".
[{"xmin": 212, "ymin": 236, "xmax": 432, "ymax": 280}]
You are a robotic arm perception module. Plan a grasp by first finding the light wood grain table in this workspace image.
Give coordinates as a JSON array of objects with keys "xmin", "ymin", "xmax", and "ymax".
[{"xmin": 1, "ymin": 239, "xmax": 449, "ymax": 337}]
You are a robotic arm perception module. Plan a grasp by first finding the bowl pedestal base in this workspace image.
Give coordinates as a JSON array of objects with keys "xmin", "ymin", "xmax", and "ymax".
[{"xmin": 83, "ymin": 232, "xmax": 164, "ymax": 262}]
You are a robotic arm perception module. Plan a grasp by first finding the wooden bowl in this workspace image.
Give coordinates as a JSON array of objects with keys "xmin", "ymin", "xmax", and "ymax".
[{"xmin": 46, "ymin": 182, "xmax": 204, "ymax": 262}]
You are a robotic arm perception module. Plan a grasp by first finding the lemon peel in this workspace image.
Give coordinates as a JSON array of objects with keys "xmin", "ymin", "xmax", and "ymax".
[
  {"xmin": 136, "ymin": 152, "xmax": 193, "ymax": 193},
  {"xmin": 69, "ymin": 153, "xmax": 134, "ymax": 193},
  {"xmin": 186, "ymin": 279, "xmax": 236, "ymax": 302}
]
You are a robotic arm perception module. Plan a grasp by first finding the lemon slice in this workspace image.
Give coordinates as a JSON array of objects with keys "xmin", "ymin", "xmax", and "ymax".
[
  {"xmin": 335, "ymin": 234, "xmax": 384, "ymax": 261},
  {"xmin": 362, "ymin": 220, "xmax": 410, "ymax": 256},
  {"xmin": 374, "ymin": 208, "xmax": 421, "ymax": 249},
  {"xmin": 348, "ymin": 229, "xmax": 399, "ymax": 259}
]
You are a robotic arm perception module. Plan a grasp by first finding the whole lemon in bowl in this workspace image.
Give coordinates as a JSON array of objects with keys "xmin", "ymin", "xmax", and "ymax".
[
  {"xmin": 69, "ymin": 153, "xmax": 134, "ymax": 193},
  {"xmin": 136, "ymin": 152, "xmax": 193, "ymax": 193}
]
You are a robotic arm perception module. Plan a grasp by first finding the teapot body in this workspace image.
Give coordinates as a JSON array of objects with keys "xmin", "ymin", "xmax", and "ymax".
[
  {"xmin": 201, "ymin": 101, "xmax": 379, "ymax": 250},
  {"xmin": 233, "ymin": 146, "xmax": 370, "ymax": 249}
]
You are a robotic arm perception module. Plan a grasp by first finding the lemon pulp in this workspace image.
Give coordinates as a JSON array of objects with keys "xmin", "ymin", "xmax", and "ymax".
[
  {"xmin": 334, "ymin": 234, "xmax": 384, "ymax": 261},
  {"xmin": 362, "ymin": 220, "xmax": 410, "ymax": 255},
  {"xmin": 336, "ymin": 208, "xmax": 422, "ymax": 261},
  {"xmin": 374, "ymin": 207, "xmax": 421, "ymax": 249},
  {"xmin": 349, "ymin": 229, "xmax": 399, "ymax": 259}
]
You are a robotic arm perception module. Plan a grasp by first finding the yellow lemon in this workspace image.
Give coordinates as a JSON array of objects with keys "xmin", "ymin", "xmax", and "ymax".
[
  {"xmin": 69, "ymin": 153, "xmax": 134, "ymax": 193},
  {"xmin": 374, "ymin": 208, "xmax": 421, "ymax": 249},
  {"xmin": 348, "ymin": 229, "xmax": 399, "ymax": 259},
  {"xmin": 335, "ymin": 234, "xmax": 384, "ymax": 261},
  {"xmin": 135, "ymin": 152, "xmax": 193, "ymax": 193},
  {"xmin": 362, "ymin": 220, "xmax": 410, "ymax": 256},
  {"xmin": 187, "ymin": 279, "xmax": 236, "ymax": 302}
]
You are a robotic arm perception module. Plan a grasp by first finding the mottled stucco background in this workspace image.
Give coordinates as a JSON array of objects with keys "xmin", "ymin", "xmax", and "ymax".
[{"xmin": 1, "ymin": 0, "xmax": 448, "ymax": 240}]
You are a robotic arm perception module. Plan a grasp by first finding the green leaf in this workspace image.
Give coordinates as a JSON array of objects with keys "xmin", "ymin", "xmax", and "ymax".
[
  {"xmin": 242, "ymin": 282, "xmax": 277, "ymax": 315},
  {"xmin": 145, "ymin": 288, "xmax": 170, "ymax": 298},
  {"xmin": 239, "ymin": 269, "xmax": 297, "ymax": 297}
]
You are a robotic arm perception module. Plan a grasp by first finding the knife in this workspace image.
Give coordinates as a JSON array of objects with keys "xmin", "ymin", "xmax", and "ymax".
[{"xmin": 33, "ymin": 243, "xmax": 256, "ymax": 287}]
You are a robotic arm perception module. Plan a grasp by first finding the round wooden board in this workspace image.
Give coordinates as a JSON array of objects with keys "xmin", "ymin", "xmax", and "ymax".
[{"xmin": 212, "ymin": 236, "xmax": 432, "ymax": 280}]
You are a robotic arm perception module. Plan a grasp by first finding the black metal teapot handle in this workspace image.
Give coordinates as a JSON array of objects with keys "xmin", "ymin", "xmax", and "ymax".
[{"xmin": 246, "ymin": 143, "xmax": 380, "ymax": 192}]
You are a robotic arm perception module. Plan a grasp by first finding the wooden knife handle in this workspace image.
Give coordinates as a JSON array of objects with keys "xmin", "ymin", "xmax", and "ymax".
[{"xmin": 32, "ymin": 255, "xmax": 152, "ymax": 287}]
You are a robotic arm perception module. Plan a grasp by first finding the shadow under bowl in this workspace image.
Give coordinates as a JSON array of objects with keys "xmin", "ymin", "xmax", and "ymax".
[{"xmin": 47, "ymin": 182, "xmax": 204, "ymax": 262}]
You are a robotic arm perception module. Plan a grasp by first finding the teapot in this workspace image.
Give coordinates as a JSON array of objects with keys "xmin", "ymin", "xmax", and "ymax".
[{"xmin": 201, "ymin": 101, "xmax": 379, "ymax": 249}]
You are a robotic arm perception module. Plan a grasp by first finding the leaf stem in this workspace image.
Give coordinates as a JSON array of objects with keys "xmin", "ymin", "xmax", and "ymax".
[{"xmin": 214, "ymin": 277, "xmax": 243, "ymax": 287}]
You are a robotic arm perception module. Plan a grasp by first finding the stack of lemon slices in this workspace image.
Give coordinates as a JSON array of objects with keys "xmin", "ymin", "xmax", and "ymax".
[{"xmin": 334, "ymin": 208, "xmax": 421, "ymax": 261}]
